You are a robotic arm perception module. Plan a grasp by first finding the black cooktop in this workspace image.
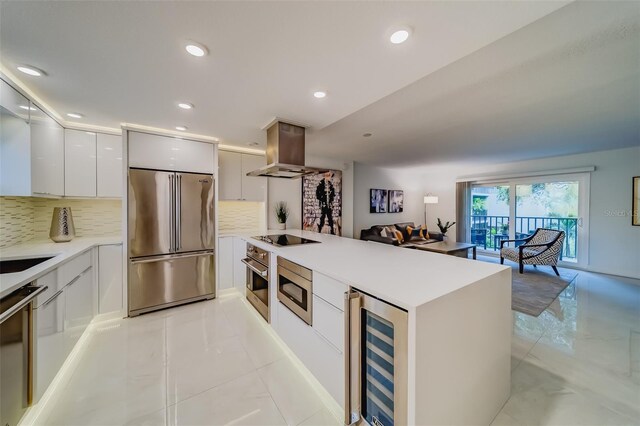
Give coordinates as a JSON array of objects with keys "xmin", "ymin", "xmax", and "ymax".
[{"xmin": 253, "ymin": 234, "xmax": 320, "ymax": 247}]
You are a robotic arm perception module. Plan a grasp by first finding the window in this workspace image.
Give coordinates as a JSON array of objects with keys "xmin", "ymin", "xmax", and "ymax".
[{"xmin": 469, "ymin": 173, "xmax": 589, "ymax": 266}]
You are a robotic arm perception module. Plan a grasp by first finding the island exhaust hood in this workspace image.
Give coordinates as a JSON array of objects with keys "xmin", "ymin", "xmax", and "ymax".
[{"xmin": 246, "ymin": 121, "xmax": 328, "ymax": 179}]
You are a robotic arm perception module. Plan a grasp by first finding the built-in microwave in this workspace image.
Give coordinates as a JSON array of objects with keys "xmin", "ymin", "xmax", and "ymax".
[{"xmin": 277, "ymin": 257, "xmax": 313, "ymax": 325}]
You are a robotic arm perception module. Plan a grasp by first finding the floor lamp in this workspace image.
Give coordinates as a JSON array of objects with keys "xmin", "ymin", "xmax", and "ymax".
[{"xmin": 424, "ymin": 194, "xmax": 439, "ymax": 228}]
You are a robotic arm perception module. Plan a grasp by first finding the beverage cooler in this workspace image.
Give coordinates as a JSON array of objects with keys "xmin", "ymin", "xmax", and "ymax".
[{"xmin": 345, "ymin": 289, "xmax": 408, "ymax": 426}]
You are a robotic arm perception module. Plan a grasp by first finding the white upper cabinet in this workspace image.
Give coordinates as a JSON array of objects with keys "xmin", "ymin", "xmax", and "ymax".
[
  {"xmin": 241, "ymin": 154, "xmax": 267, "ymax": 201},
  {"xmin": 0, "ymin": 80, "xmax": 31, "ymax": 196},
  {"xmin": 97, "ymin": 133, "xmax": 122, "ymax": 197},
  {"xmin": 65, "ymin": 129, "xmax": 97, "ymax": 197},
  {"xmin": 31, "ymin": 105, "xmax": 64, "ymax": 196},
  {"xmin": 128, "ymin": 131, "xmax": 214, "ymax": 174},
  {"xmin": 218, "ymin": 150, "xmax": 242, "ymax": 200},
  {"xmin": 218, "ymin": 150, "xmax": 266, "ymax": 201}
]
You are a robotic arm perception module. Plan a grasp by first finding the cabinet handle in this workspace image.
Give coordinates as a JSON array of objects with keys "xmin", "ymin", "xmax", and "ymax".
[
  {"xmin": 67, "ymin": 266, "xmax": 92, "ymax": 287},
  {"xmin": 42, "ymin": 290, "xmax": 63, "ymax": 307}
]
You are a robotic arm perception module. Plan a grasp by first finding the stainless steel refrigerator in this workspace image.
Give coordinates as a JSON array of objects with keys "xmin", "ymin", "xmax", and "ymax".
[{"xmin": 128, "ymin": 168, "xmax": 215, "ymax": 316}]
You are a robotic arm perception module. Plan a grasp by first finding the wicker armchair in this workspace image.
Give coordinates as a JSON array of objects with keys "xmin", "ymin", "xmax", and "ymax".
[{"xmin": 500, "ymin": 228, "xmax": 565, "ymax": 275}]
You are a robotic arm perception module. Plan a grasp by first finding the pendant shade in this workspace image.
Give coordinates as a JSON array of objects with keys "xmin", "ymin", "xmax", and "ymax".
[{"xmin": 424, "ymin": 195, "xmax": 439, "ymax": 204}]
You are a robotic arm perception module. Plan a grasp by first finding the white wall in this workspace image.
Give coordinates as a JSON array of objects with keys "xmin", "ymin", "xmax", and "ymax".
[
  {"xmin": 418, "ymin": 146, "xmax": 640, "ymax": 279},
  {"xmin": 353, "ymin": 162, "xmax": 426, "ymax": 237},
  {"xmin": 267, "ymin": 154, "xmax": 354, "ymax": 238}
]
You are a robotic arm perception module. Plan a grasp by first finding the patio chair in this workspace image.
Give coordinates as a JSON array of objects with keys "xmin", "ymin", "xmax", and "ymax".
[{"xmin": 499, "ymin": 228, "xmax": 565, "ymax": 275}]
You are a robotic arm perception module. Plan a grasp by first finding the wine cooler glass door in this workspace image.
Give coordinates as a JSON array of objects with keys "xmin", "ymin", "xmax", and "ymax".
[{"xmin": 347, "ymin": 290, "xmax": 408, "ymax": 426}]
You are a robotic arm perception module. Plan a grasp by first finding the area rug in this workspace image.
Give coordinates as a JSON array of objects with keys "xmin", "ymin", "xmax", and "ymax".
[{"xmin": 510, "ymin": 265, "xmax": 578, "ymax": 317}]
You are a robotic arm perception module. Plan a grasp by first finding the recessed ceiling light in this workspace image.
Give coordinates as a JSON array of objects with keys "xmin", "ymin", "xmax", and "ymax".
[
  {"xmin": 19, "ymin": 105, "xmax": 37, "ymax": 111},
  {"xmin": 175, "ymin": 126, "xmax": 187, "ymax": 131},
  {"xmin": 185, "ymin": 42, "xmax": 208, "ymax": 57},
  {"xmin": 390, "ymin": 28, "xmax": 411, "ymax": 44},
  {"xmin": 177, "ymin": 102, "xmax": 194, "ymax": 110},
  {"xmin": 363, "ymin": 133, "xmax": 373, "ymax": 137},
  {"xmin": 248, "ymin": 142, "xmax": 260, "ymax": 147},
  {"xmin": 313, "ymin": 91, "xmax": 327, "ymax": 99},
  {"xmin": 67, "ymin": 113, "xmax": 83, "ymax": 119},
  {"xmin": 17, "ymin": 65, "xmax": 45, "ymax": 77}
]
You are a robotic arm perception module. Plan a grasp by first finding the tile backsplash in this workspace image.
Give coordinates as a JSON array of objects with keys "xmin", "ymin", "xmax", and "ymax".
[
  {"xmin": 1, "ymin": 197, "xmax": 262, "ymax": 248},
  {"xmin": 218, "ymin": 201, "xmax": 266, "ymax": 232},
  {"xmin": 0, "ymin": 197, "xmax": 122, "ymax": 248},
  {"xmin": 0, "ymin": 197, "xmax": 36, "ymax": 247}
]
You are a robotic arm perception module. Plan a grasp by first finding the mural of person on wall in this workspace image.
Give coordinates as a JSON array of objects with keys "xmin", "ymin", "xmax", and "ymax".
[
  {"xmin": 302, "ymin": 170, "xmax": 342, "ymax": 236},
  {"xmin": 316, "ymin": 171, "xmax": 336, "ymax": 234}
]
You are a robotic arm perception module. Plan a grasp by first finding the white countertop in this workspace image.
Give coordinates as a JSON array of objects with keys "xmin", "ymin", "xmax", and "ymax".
[
  {"xmin": 0, "ymin": 236, "xmax": 122, "ymax": 298},
  {"xmin": 227, "ymin": 229, "xmax": 510, "ymax": 310}
]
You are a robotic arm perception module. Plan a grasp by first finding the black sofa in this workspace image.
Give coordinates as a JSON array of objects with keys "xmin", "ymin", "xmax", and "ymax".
[{"xmin": 360, "ymin": 222, "xmax": 443, "ymax": 248}]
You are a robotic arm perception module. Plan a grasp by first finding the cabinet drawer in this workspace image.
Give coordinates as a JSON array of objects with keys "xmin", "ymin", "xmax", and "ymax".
[
  {"xmin": 312, "ymin": 295, "xmax": 344, "ymax": 353},
  {"xmin": 35, "ymin": 287, "xmax": 66, "ymax": 402},
  {"xmin": 58, "ymin": 250, "xmax": 91, "ymax": 286},
  {"xmin": 313, "ymin": 272, "xmax": 347, "ymax": 311},
  {"xmin": 35, "ymin": 269, "xmax": 59, "ymax": 308}
]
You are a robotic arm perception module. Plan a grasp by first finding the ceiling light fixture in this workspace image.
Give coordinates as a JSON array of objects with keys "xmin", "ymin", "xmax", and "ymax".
[
  {"xmin": 313, "ymin": 91, "xmax": 327, "ymax": 99},
  {"xmin": 363, "ymin": 133, "xmax": 372, "ymax": 137},
  {"xmin": 175, "ymin": 126, "xmax": 187, "ymax": 131},
  {"xmin": 390, "ymin": 28, "xmax": 411, "ymax": 44},
  {"xmin": 177, "ymin": 102, "xmax": 194, "ymax": 110},
  {"xmin": 67, "ymin": 113, "xmax": 83, "ymax": 119},
  {"xmin": 185, "ymin": 41, "xmax": 208, "ymax": 57},
  {"xmin": 17, "ymin": 65, "xmax": 45, "ymax": 77}
]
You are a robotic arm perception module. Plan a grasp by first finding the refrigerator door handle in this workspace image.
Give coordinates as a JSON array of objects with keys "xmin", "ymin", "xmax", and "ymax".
[
  {"xmin": 169, "ymin": 174, "xmax": 174, "ymax": 252},
  {"xmin": 176, "ymin": 174, "xmax": 182, "ymax": 251},
  {"xmin": 345, "ymin": 290, "xmax": 362, "ymax": 425}
]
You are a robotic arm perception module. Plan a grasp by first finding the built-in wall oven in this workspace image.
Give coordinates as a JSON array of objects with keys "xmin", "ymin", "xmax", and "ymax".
[
  {"xmin": 242, "ymin": 244, "xmax": 270, "ymax": 322},
  {"xmin": 277, "ymin": 257, "xmax": 313, "ymax": 325}
]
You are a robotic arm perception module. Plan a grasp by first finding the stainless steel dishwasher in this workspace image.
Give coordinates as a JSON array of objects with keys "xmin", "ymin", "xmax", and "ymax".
[{"xmin": 0, "ymin": 284, "xmax": 47, "ymax": 426}]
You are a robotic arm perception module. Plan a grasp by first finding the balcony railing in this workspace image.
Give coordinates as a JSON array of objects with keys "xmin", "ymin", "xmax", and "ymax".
[{"xmin": 470, "ymin": 215, "xmax": 578, "ymax": 260}]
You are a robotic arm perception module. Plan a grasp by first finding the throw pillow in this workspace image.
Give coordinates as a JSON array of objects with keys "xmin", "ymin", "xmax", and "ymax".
[
  {"xmin": 380, "ymin": 227, "xmax": 388, "ymax": 237},
  {"xmin": 419, "ymin": 226, "xmax": 430, "ymax": 240},
  {"xmin": 393, "ymin": 229, "xmax": 404, "ymax": 243},
  {"xmin": 407, "ymin": 226, "xmax": 427, "ymax": 242}
]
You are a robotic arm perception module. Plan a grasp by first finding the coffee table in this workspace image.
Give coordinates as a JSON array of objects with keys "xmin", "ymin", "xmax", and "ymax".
[{"xmin": 415, "ymin": 241, "xmax": 477, "ymax": 259}]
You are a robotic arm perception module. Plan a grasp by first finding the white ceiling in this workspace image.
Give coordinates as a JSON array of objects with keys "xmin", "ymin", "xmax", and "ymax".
[
  {"xmin": 308, "ymin": 1, "xmax": 640, "ymax": 166},
  {"xmin": 0, "ymin": 0, "xmax": 568, "ymax": 152}
]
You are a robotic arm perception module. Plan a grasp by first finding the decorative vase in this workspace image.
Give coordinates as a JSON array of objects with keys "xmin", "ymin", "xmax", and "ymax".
[
  {"xmin": 442, "ymin": 235, "xmax": 448, "ymax": 242},
  {"xmin": 49, "ymin": 207, "xmax": 76, "ymax": 243},
  {"xmin": 275, "ymin": 222, "xmax": 286, "ymax": 230}
]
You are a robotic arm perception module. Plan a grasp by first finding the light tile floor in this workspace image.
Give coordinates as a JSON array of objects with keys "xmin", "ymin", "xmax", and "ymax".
[
  {"xmin": 40, "ymin": 294, "xmax": 341, "ymax": 426},
  {"xmin": 38, "ymin": 267, "xmax": 640, "ymax": 425}
]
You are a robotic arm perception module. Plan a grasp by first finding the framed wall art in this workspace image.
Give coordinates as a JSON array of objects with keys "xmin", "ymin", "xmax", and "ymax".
[
  {"xmin": 388, "ymin": 190, "xmax": 404, "ymax": 213},
  {"xmin": 370, "ymin": 189, "xmax": 388, "ymax": 213}
]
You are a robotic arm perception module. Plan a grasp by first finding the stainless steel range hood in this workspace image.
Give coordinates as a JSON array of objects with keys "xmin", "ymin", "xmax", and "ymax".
[{"xmin": 246, "ymin": 121, "xmax": 328, "ymax": 178}]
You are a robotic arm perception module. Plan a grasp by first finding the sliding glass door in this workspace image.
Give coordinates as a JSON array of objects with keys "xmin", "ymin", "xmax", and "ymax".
[{"xmin": 469, "ymin": 173, "xmax": 589, "ymax": 266}]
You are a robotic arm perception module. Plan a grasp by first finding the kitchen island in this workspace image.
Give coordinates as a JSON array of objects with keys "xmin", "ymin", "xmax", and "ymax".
[{"xmin": 227, "ymin": 229, "xmax": 511, "ymax": 425}]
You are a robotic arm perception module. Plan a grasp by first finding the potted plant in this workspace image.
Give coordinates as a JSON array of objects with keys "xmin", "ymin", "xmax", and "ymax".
[
  {"xmin": 274, "ymin": 201, "xmax": 290, "ymax": 230},
  {"xmin": 436, "ymin": 218, "xmax": 456, "ymax": 241}
]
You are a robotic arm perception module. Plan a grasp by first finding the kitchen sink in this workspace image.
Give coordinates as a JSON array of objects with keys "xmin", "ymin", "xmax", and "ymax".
[{"xmin": 0, "ymin": 256, "xmax": 55, "ymax": 274}]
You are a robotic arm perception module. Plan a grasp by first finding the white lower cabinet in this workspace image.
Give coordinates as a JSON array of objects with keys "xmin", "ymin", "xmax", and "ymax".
[
  {"xmin": 34, "ymin": 270, "xmax": 66, "ymax": 401},
  {"xmin": 64, "ymin": 266, "xmax": 94, "ymax": 352},
  {"xmin": 277, "ymin": 300, "xmax": 345, "ymax": 408},
  {"xmin": 218, "ymin": 237, "xmax": 234, "ymax": 290},
  {"xmin": 98, "ymin": 244, "xmax": 123, "ymax": 314},
  {"xmin": 34, "ymin": 248, "xmax": 102, "ymax": 402},
  {"xmin": 233, "ymin": 237, "xmax": 247, "ymax": 292}
]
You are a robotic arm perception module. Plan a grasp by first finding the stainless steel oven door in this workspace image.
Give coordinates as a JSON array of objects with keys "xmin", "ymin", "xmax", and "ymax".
[
  {"xmin": 242, "ymin": 258, "xmax": 269, "ymax": 322},
  {"xmin": 277, "ymin": 265, "xmax": 312, "ymax": 325}
]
